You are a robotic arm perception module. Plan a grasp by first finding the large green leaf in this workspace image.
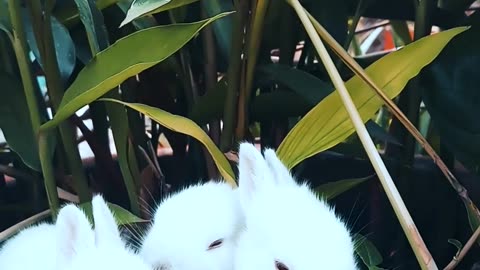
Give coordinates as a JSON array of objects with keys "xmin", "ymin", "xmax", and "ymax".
[
  {"xmin": 40, "ymin": 12, "xmax": 233, "ymax": 131},
  {"xmin": 120, "ymin": 0, "xmax": 201, "ymax": 27},
  {"xmin": 0, "ymin": 73, "xmax": 53, "ymax": 171},
  {"xmin": 419, "ymin": 25, "xmax": 480, "ymax": 174},
  {"xmin": 257, "ymin": 63, "xmax": 333, "ymax": 105},
  {"xmin": 23, "ymin": 11, "xmax": 76, "ymax": 83},
  {"xmin": 99, "ymin": 98, "xmax": 236, "ymax": 184},
  {"xmin": 276, "ymin": 26, "xmax": 469, "ymax": 169},
  {"xmin": 314, "ymin": 175, "xmax": 372, "ymax": 200}
]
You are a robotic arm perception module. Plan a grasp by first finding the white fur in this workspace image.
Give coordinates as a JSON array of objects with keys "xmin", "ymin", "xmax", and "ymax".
[
  {"xmin": 0, "ymin": 195, "xmax": 151, "ymax": 270},
  {"xmin": 139, "ymin": 180, "xmax": 244, "ymax": 270},
  {"xmin": 235, "ymin": 143, "xmax": 358, "ymax": 270},
  {"xmin": 0, "ymin": 223, "xmax": 56, "ymax": 270},
  {"xmin": 62, "ymin": 195, "xmax": 151, "ymax": 270}
]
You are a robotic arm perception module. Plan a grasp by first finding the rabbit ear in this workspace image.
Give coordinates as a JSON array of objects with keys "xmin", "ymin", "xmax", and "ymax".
[
  {"xmin": 56, "ymin": 204, "xmax": 94, "ymax": 267},
  {"xmin": 91, "ymin": 194, "xmax": 123, "ymax": 247},
  {"xmin": 263, "ymin": 148, "xmax": 294, "ymax": 185},
  {"xmin": 238, "ymin": 142, "xmax": 273, "ymax": 210}
]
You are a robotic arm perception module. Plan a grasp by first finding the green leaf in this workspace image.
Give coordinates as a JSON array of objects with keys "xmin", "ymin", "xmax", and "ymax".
[
  {"xmin": 314, "ymin": 175, "xmax": 372, "ymax": 200},
  {"xmin": 419, "ymin": 25, "xmax": 480, "ymax": 174},
  {"xmin": 53, "ymin": 0, "xmax": 119, "ymax": 27},
  {"xmin": 79, "ymin": 200, "xmax": 146, "ymax": 226},
  {"xmin": 353, "ymin": 233, "xmax": 385, "ymax": 269},
  {"xmin": 276, "ymin": 26, "xmax": 469, "ymax": 169},
  {"xmin": 116, "ymin": 0, "xmax": 158, "ymax": 30},
  {"xmin": 120, "ymin": 0, "xmax": 201, "ymax": 27},
  {"xmin": 189, "ymin": 76, "xmax": 228, "ymax": 125},
  {"xmin": 257, "ymin": 64, "xmax": 333, "ymax": 105},
  {"xmin": 447, "ymin": 238, "xmax": 463, "ymax": 257},
  {"xmin": 40, "ymin": 12, "xmax": 233, "ymax": 132},
  {"xmin": 0, "ymin": 73, "xmax": 55, "ymax": 171},
  {"xmin": 99, "ymin": 98, "xmax": 236, "ymax": 185},
  {"xmin": 23, "ymin": 12, "xmax": 76, "ymax": 83},
  {"xmin": 72, "ymin": 0, "xmax": 110, "ymax": 53}
]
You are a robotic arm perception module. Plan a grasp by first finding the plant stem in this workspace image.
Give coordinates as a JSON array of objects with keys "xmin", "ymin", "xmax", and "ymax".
[
  {"xmin": 240, "ymin": 0, "xmax": 270, "ymax": 139},
  {"xmin": 443, "ymin": 225, "xmax": 480, "ymax": 270},
  {"xmin": 28, "ymin": 0, "xmax": 91, "ymax": 204},
  {"xmin": 305, "ymin": 11, "xmax": 474, "ymax": 206},
  {"xmin": 220, "ymin": 0, "xmax": 247, "ymax": 151},
  {"xmin": 38, "ymin": 131, "xmax": 60, "ymax": 217},
  {"xmin": 7, "ymin": 0, "xmax": 42, "ymax": 135},
  {"xmin": 8, "ymin": 0, "xmax": 60, "ymax": 215},
  {"xmin": 287, "ymin": 1, "xmax": 437, "ymax": 269}
]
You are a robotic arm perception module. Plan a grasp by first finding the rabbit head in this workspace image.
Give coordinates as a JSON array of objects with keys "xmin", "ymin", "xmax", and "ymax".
[
  {"xmin": 57, "ymin": 195, "xmax": 151, "ymax": 270},
  {"xmin": 234, "ymin": 143, "xmax": 358, "ymax": 270},
  {"xmin": 139, "ymin": 180, "xmax": 244, "ymax": 270}
]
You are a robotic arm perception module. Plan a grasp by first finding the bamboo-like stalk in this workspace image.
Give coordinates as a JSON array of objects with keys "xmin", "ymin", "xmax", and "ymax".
[
  {"xmin": 27, "ymin": 0, "xmax": 91, "ymax": 204},
  {"xmin": 286, "ymin": 1, "xmax": 437, "ymax": 269},
  {"xmin": 304, "ymin": 10, "xmax": 480, "ymax": 227},
  {"xmin": 7, "ymin": 0, "xmax": 42, "ymax": 137},
  {"xmin": 38, "ymin": 131, "xmax": 60, "ymax": 217},
  {"xmin": 8, "ymin": 0, "xmax": 60, "ymax": 216},
  {"xmin": 220, "ymin": 0, "xmax": 247, "ymax": 151}
]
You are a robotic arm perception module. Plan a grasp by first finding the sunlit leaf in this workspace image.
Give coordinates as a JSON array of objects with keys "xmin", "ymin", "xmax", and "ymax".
[
  {"xmin": 99, "ymin": 98, "xmax": 236, "ymax": 185},
  {"xmin": 276, "ymin": 27, "xmax": 469, "ymax": 169},
  {"xmin": 40, "ymin": 12, "xmax": 233, "ymax": 132}
]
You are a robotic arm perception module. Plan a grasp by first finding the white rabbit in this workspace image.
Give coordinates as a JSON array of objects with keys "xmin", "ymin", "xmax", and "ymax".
[
  {"xmin": 0, "ymin": 221, "xmax": 56, "ymax": 270},
  {"xmin": 139, "ymin": 180, "xmax": 244, "ymax": 270},
  {"xmin": 234, "ymin": 142, "xmax": 359, "ymax": 270},
  {"xmin": 60, "ymin": 195, "xmax": 152, "ymax": 270},
  {"xmin": 0, "ymin": 195, "xmax": 151, "ymax": 270}
]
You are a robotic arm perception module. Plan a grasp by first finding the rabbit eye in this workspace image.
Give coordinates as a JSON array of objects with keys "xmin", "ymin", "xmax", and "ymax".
[
  {"xmin": 207, "ymin": 239, "xmax": 224, "ymax": 250},
  {"xmin": 275, "ymin": 260, "xmax": 289, "ymax": 270}
]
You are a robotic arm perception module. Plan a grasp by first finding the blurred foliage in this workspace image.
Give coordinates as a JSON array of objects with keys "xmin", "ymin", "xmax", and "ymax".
[{"xmin": 1, "ymin": 0, "xmax": 480, "ymax": 269}]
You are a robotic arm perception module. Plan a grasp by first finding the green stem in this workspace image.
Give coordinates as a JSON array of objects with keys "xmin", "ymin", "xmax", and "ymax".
[
  {"xmin": 7, "ymin": 0, "xmax": 42, "ymax": 134},
  {"xmin": 29, "ymin": 0, "xmax": 91, "ymax": 203},
  {"xmin": 239, "ymin": 0, "xmax": 270, "ymax": 140},
  {"xmin": 220, "ymin": 0, "xmax": 247, "ymax": 151},
  {"xmin": 73, "ymin": 0, "xmax": 141, "ymax": 214},
  {"xmin": 38, "ymin": 131, "xmax": 60, "ymax": 218}
]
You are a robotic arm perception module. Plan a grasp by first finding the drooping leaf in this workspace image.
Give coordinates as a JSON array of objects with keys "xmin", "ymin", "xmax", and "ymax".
[
  {"xmin": 79, "ymin": 200, "xmax": 147, "ymax": 226},
  {"xmin": 99, "ymin": 98, "xmax": 236, "ymax": 185},
  {"xmin": 257, "ymin": 63, "xmax": 334, "ymax": 105},
  {"xmin": 0, "ymin": 73, "xmax": 54, "ymax": 171},
  {"xmin": 419, "ymin": 25, "xmax": 480, "ymax": 174},
  {"xmin": 120, "ymin": 0, "xmax": 201, "ymax": 27},
  {"xmin": 53, "ymin": 0, "xmax": 119, "ymax": 27},
  {"xmin": 447, "ymin": 238, "xmax": 463, "ymax": 257},
  {"xmin": 72, "ymin": 0, "xmax": 110, "ymax": 54},
  {"xmin": 40, "ymin": 12, "xmax": 233, "ymax": 131},
  {"xmin": 189, "ymin": 76, "xmax": 228, "ymax": 125},
  {"xmin": 257, "ymin": 64, "xmax": 400, "ymax": 146},
  {"xmin": 314, "ymin": 175, "xmax": 373, "ymax": 200},
  {"xmin": 116, "ymin": 0, "xmax": 158, "ymax": 30},
  {"xmin": 200, "ymin": 0, "xmax": 234, "ymax": 63},
  {"xmin": 0, "ymin": 0, "xmax": 11, "ymax": 32},
  {"xmin": 353, "ymin": 233, "xmax": 386, "ymax": 269},
  {"xmin": 276, "ymin": 26, "xmax": 469, "ymax": 169},
  {"xmin": 23, "ymin": 11, "xmax": 76, "ymax": 83}
]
